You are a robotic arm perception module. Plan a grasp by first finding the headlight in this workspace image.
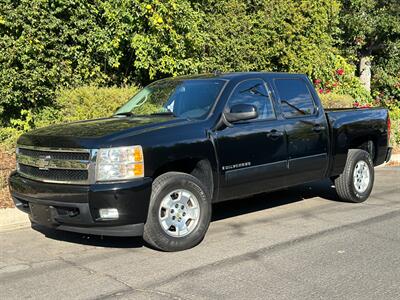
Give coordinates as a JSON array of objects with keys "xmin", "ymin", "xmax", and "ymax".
[{"xmin": 96, "ymin": 146, "xmax": 144, "ymax": 181}]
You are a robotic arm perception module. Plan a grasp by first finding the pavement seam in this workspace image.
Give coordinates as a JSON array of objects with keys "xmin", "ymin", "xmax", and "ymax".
[
  {"xmin": 98, "ymin": 288, "xmax": 188, "ymax": 300},
  {"xmin": 59, "ymin": 257, "xmax": 187, "ymax": 300}
]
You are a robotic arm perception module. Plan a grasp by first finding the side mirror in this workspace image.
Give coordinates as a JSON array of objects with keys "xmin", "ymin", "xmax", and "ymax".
[{"xmin": 224, "ymin": 104, "xmax": 258, "ymax": 123}]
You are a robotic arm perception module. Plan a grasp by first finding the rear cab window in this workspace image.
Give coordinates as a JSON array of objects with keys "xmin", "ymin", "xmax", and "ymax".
[{"xmin": 274, "ymin": 78, "xmax": 316, "ymax": 118}]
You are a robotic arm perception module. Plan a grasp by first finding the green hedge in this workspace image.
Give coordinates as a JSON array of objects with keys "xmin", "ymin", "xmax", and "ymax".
[{"xmin": 1, "ymin": 0, "xmax": 371, "ymax": 125}]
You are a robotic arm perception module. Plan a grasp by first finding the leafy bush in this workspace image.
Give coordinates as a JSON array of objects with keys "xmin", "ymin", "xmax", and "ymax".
[
  {"xmin": 35, "ymin": 85, "xmax": 138, "ymax": 126},
  {"xmin": 387, "ymin": 105, "xmax": 400, "ymax": 148},
  {"xmin": 319, "ymin": 93, "xmax": 355, "ymax": 109},
  {"xmin": 0, "ymin": 86, "xmax": 138, "ymax": 151}
]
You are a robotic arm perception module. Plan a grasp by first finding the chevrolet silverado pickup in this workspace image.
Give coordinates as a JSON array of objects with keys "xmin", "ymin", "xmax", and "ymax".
[{"xmin": 9, "ymin": 72, "xmax": 392, "ymax": 251}]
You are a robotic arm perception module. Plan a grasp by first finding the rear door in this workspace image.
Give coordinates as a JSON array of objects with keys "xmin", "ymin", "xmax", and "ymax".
[
  {"xmin": 214, "ymin": 78, "xmax": 288, "ymax": 201},
  {"xmin": 272, "ymin": 77, "xmax": 329, "ymax": 185}
]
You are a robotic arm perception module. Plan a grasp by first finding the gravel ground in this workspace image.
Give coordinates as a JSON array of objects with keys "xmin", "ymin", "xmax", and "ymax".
[{"xmin": 0, "ymin": 150, "xmax": 15, "ymax": 208}]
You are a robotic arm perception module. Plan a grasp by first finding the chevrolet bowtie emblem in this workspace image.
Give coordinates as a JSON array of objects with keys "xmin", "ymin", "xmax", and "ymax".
[{"xmin": 37, "ymin": 155, "xmax": 51, "ymax": 170}]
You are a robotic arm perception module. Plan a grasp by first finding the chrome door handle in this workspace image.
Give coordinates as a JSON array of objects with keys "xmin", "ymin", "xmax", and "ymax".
[
  {"xmin": 312, "ymin": 124, "xmax": 326, "ymax": 132},
  {"xmin": 266, "ymin": 129, "xmax": 283, "ymax": 139}
]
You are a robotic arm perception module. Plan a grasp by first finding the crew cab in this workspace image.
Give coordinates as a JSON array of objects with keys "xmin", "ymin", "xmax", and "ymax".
[{"xmin": 9, "ymin": 72, "xmax": 392, "ymax": 251}]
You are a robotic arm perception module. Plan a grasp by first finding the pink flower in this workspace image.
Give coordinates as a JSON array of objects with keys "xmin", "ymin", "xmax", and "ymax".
[
  {"xmin": 336, "ymin": 68, "xmax": 344, "ymax": 76},
  {"xmin": 325, "ymin": 89, "xmax": 331, "ymax": 94},
  {"xmin": 359, "ymin": 103, "xmax": 372, "ymax": 108},
  {"xmin": 353, "ymin": 101, "xmax": 360, "ymax": 107},
  {"xmin": 332, "ymin": 82, "xmax": 338, "ymax": 87},
  {"xmin": 314, "ymin": 79, "xmax": 322, "ymax": 85},
  {"xmin": 318, "ymin": 88, "xmax": 324, "ymax": 93}
]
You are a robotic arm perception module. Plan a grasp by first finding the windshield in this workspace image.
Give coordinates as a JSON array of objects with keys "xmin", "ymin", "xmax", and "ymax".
[{"xmin": 115, "ymin": 78, "xmax": 226, "ymax": 119}]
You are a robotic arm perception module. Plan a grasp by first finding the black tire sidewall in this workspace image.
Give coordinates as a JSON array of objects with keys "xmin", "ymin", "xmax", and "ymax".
[
  {"xmin": 347, "ymin": 151, "xmax": 374, "ymax": 202},
  {"xmin": 145, "ymin": 173, "xmax": 211, "ymax": 251}
]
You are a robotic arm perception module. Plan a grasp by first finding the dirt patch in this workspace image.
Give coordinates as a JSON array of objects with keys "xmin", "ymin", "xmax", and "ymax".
[{"xmin": 0, "ymin": 149, "xmax": 15, "ymax": 208}]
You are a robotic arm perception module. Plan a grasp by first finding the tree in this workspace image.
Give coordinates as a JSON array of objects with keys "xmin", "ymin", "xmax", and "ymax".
[{"xmin": 340, "ymin": 0, "xmax": 400, "ymax": 92}]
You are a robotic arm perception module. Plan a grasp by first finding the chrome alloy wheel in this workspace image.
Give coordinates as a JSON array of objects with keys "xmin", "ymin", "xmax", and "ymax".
[
  {"xmin": 158, "ymin": 189, "xmax": 200, "ymax": 237},
  {"xmin": 353, "ymin": 161, "xmax": 370, "ymax": 193}
]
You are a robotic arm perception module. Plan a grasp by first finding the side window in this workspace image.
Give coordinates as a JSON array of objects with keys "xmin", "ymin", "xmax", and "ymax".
[
  {"xmin": 274, "ymin": 78, "xmax": 316, "ymax": 118},
  {"xmin": 227, "ymin": 79, "xmax": 275, "ymax": 120}
]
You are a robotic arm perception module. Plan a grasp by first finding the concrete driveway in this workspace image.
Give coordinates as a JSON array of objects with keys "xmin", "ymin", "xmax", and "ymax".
[{"xmin": 1, "ymin": 167, "xmax": 399, "ymax": 300}]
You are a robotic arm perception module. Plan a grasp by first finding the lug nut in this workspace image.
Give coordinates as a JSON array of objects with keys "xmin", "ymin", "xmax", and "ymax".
[
  {"xmin": 171, "ymin": 209, "xmax": 174, "ymax": 213},
  {"xmin": 175, "ymin": 204, "xmax": 179, "ymax": 208},
  {"xmin": 183, "ymin": 212, "xmax": 186, "ymax": 216},
  {"xmin": 181, "ymin": 205, "xmax": 184, "ymax": 209},
  {"xmin": 172, "ymin": 216, "xmax": 175, "ymax": 220}
]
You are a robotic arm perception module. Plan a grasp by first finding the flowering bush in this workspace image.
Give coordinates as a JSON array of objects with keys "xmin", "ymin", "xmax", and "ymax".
[
  {"xmin": 353, "ymin": 102, "xmax": 372, "ymax": 108},
  {"xmin": 311, "ymin": 53, "xmax": 372, "ymax": 103},
  {"xmin": 336, "ymin": 68, "xmax": 344, "ymax": 76}
]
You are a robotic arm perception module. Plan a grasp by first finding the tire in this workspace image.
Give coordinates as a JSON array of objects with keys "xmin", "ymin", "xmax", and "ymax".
[
  {"xmin": 334, "ymin": 149, "xmax": 374, "ymax": 203},
  {"xmin": 143, "ymin": 172, "xmax": 211, "ymax": 251}
]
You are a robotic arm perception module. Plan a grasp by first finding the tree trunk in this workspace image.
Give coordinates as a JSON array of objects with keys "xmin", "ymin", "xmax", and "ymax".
[{"xmin": 359, "ymin": 56, "xmax": 371, "ymax": 93}]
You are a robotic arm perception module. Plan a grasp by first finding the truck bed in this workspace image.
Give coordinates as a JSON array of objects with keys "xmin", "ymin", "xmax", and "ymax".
[{"xmin": 325, "ymin": 107, "xmax": 389, "ymax": 176}]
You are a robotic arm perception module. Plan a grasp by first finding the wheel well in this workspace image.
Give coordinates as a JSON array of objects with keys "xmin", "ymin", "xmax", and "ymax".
[
  {"xmin": 351, "ymin": 138, "xmax": 377, "ymax": 163},
  {"xmin": 153, "ymin": 159, "xmax": 214, "ymax": 199}
]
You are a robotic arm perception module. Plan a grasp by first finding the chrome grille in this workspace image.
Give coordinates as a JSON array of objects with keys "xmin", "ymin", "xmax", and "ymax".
[
  {"xmin": 18, "ymin": 148, "xmax": 90, "ymax": 161},
  {"xmin": 16, "ymin": 145, "xmax": 92, "ymax": 184}
]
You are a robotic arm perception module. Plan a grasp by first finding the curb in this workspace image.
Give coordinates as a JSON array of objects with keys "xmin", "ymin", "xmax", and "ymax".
[
  {"xmin": 0, "ymin": 208, "xmax": 30, "ymax": 232},
  {"xmin": 387, "ymin": 153, "xmax": 400, "ymax": 166},
  {"xmin": 390, "ymin": 153, "xmax": 400, "ymax": 162}
]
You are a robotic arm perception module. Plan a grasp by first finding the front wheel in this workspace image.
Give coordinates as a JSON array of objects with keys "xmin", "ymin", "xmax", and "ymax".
[
  {"xmin": 334, "ymin": 149, "xmax": 374, "ymax": 203},
  {"xmin": 143, "ymin": 172, "xmax": 211, "ymax": 251}
]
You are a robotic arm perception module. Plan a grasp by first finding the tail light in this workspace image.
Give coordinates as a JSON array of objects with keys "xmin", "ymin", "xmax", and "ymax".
[{"xmin": 387, "ymin": 115, "xmax": 391, "ymax": 142}]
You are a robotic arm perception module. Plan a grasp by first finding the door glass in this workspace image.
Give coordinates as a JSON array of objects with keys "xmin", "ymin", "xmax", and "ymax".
[
  {"xmin": 227, "ymin": 79, "xmax": 275, "ymax": 120},
  {"xmin": 275, "ymin": 79, "xmax": 316, "ymax": 118}
]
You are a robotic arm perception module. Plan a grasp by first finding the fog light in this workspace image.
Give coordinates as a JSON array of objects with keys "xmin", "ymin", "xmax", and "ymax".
[{"xmin": 99, "ymin": 208, "xmax": 119, "ymax": 220}]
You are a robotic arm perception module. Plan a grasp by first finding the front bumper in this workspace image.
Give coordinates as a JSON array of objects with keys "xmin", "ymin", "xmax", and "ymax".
[{"xmin": 9, "ymin": 172, "xmax": 152, "ymax": 236}]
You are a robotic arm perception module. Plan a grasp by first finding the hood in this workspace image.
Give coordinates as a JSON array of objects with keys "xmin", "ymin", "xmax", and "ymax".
[{"xmin": 17, "ymin": 115, "xmax": 189, "ymax": 148}]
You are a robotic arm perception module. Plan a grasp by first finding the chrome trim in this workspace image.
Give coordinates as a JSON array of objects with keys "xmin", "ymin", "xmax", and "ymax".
[
  {"xmin": 17, "ymin": 145, "xmax": 90, "ymax": 153},
  {"xmin": 16, "ymin": 154, "xmax": 89, "ymax": 170},
  {"xmin": 88, "ymin": 149, "xmax": 98, "ymax": 184}
]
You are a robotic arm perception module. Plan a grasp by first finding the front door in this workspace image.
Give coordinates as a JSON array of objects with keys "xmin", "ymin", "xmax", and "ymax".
[{"xmin": 214, "ymin": 78, "xmax": 288, "ymax": 201}]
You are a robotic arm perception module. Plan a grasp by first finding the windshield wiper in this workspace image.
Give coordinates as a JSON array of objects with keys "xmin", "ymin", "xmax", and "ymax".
[
  {"xmin": 281, "ymin": 100, "xmax": 306, "ymax": 115},
  {"xmin": 240, "ymin": 84, "xmax": 269, "ymax": 98},
  {"xmin": 113, "ymin": 112, "xmax": 135, "ymax": 117},
  {"xmin": 149, "ymin": 111, "xmax": 177, "ymax": 117}
]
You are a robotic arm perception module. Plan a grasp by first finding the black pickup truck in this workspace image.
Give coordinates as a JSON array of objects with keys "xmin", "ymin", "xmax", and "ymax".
[{"xmin": 9, "ymin": 72, "xmax": 392, "ymax": 251}]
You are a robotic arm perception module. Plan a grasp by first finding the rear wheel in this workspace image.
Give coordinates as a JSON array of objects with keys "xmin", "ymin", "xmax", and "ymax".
[
  {"xmin": 143, "ymin": 172, "xmax": 211, "ymax": 251},
  {"xmin": 334, "ymin": 149, "xmax": 374, "ymax": 203}
]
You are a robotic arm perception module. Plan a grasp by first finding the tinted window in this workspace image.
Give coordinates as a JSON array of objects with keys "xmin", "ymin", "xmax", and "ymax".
[
  {"xmin": 275, "ymin": 79, "xmax": 316, "ymax": 118},
  {"xmin": 227, "ymin": 79, "xmax": 275, "ymax": 120}
]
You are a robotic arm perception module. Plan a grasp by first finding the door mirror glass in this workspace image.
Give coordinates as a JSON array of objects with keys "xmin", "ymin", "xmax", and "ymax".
[{"xmin": 225, "ymin": 104, "xmax": 258, "ymax": 123}]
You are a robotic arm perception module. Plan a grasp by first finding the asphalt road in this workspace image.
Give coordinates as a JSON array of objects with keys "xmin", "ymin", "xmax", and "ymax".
[{"xmin": 1, "ymin": 167, "xmax": 400, "ymax": 300}]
